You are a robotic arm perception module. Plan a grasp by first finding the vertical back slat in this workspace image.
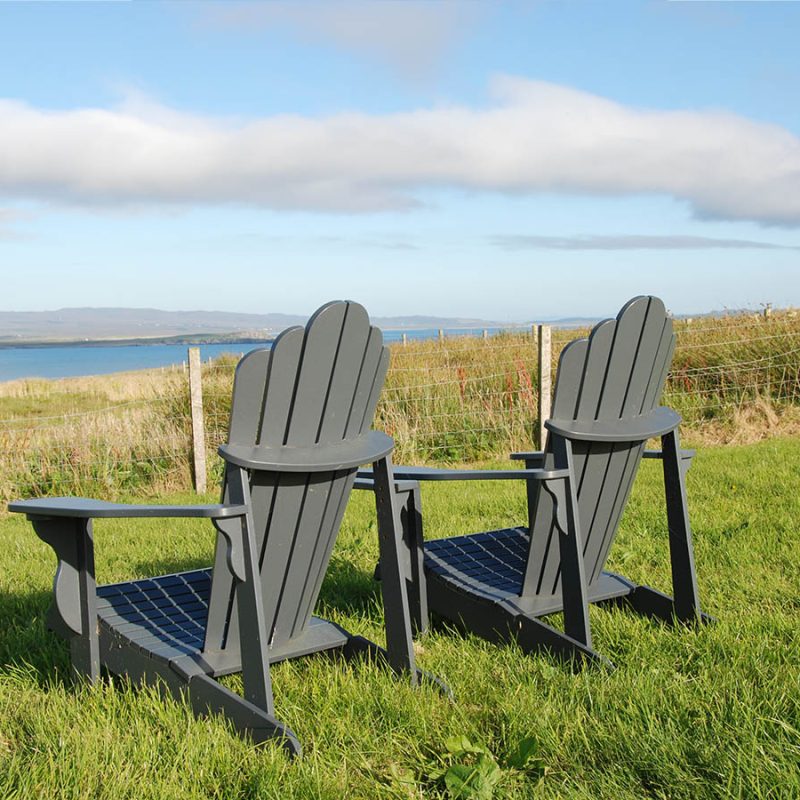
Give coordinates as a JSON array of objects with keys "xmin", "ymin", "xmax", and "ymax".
[
  {"xmin": 205, "ymin": 325, "xmax": 305, "ymax": 653},
  {"xmin": 283, "ymin": 302, "xmax": 347, "ymax": 446},
  {"xmin": 360, "ymin": 347, "xmax": 390, "ymax": 433},
  {"xmin": 345, "ymin": 328, "xmax": 385, "ymax": 437},
  {"xmin": 574, "ymin": 321, "xmax": 617, "ymax": 419},
  {"xmin": 643, "ymin": 326, "xmax": 675, "ymax": 412},
  {"xmin": 564, "ymin": 321, "xmax": 619, "ymax": 588},
  {"xmin": 290, "ymin": 469, "xmax": 355, "ymax": 636},
  {"xmin": 595, "ymin": 296, "xmax": 649, "ymax": 419},
  {"xmin": 318, "ymin": 303, "xmax": 371, "ymax": 442},
  {"xmin": 586, "ymin": 304, "xmax": 675, "ymax": 583},
  {"xmin": 270, "ymin": 303, "xmax": 373, "ymax": 643},
  {"xmin": 258, "ymin": 328, "xmax": 307, "ymax": 446},
  {"xmin": 621, "ymin": 297, "xmax": 668, "ymax": 417},
  {"xmin": 228, "ymin": 349, "xmax": 271, "ymax": 445}
]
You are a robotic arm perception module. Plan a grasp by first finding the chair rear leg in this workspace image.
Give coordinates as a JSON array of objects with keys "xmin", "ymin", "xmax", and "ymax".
[
  {"xmin": 341, "ymin": 635, "xmax": 453, "ymax": 698},
  {"xmin": 620, "ymin": 585, "xmax": 715, "ymax": 625},
  {"xmin": 188, "ymin": 673, "xmax": 301, "ymax": 756},
  {"xmin": 427, "ymin": 576, "xmax": 612, "ymax": 669},
  {"xmin": 661, "ymin": 429, "xmax": 705, "ymax": 622},
  {"xmin": 100, "ymin": 628, "xmax": 301, "ymax": 756},
  {"xmin": 604, "ymin": 431, "xmax": 713, "ymax": 625},
  {"xmin": 514, "ymin": 614, "xmax": 614, "ymax": 669}
]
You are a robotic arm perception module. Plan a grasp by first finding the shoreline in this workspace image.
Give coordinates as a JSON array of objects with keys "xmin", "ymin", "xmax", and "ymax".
[{"xmin": 0, "ymin": 335, "xmax": 276, "ymax": 349}]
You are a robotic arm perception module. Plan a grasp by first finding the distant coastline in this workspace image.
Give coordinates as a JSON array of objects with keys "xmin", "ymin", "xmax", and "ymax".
[
  {"xmin": 0, "ymin": 324, "xmax": 538, "ymax": 350},
  {"xmin": 0, "ymin": 333, "xmax": 275, "ymax": 349}
]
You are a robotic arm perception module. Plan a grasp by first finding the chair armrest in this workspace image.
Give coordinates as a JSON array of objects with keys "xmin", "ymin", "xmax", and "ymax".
[
  {"xmin": 8, "ymin": 497, "xmax": 248, "ymax": 520},
  {"xmin": 357, "ymin": 466, "xmax": 569, "ymax": 482},
  {"xmin": 509, "ymin": 451, "xmax": 546, "ymax": 464},
  {"xmin": 219, "ymin": 430, "xmax": 393, "ymax": 473},
  {"xmin": 546, "ymin": 407, "xmax": 680, "ymax": 442}
]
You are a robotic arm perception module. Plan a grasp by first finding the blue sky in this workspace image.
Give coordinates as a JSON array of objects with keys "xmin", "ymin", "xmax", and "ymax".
[{"xmin": 1, "ymin": 0, "xmax": 799, "ymax": 321}]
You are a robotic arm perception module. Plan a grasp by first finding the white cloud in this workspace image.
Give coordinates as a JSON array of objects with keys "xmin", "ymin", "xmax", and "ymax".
[
  {"xmin": 199, "ymin": 1, "xmax": 479, "ymax": 79},
  {"xmin": 0, "ymin": 207, "xmax": 31, "ymax": 240},
  {"xmin": 492, "ymin": 234, "xmax": 800, "ymax": 251},
  {"xmin": 1, "ymin": 78, "xmax": 800, "ymax": 225}
]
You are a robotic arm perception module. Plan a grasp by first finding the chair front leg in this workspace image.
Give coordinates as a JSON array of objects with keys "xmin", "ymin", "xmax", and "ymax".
[
  {"xmin": 372, "ymin": 456, "xmax": 419, "ymax": 683},
  {"xmin": 220, "ymin": 466, "xmax": 275, "ymax": 715},
  {"xmin": 546, "ymin": 436, "xmax": 592, "ymax": 649},
  {"xmin": 30, "ymin": 516, "xmax": 100, "ymax": 682}
]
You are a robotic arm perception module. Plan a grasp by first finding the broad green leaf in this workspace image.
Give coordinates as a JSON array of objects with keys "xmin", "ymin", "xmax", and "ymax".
[
  {"xmin": 506, "ymin": 736, "xmax": 544, "ymax": 774},
  {"xmin": 444, "ymin": 760, "xmax": 501, "ymax": 800},
  {"xmin": 444, "ymin": 735, "xmax": 488, "ymax": 756}
]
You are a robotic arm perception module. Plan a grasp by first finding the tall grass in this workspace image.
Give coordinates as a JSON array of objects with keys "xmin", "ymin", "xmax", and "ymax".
[
  {"xmin": 0, "ymin": 367, "xmax": 191, "ymax": 502},
  {"xmin": 1, "ymin": 311, "xmax": 799, "ymax": 504}
]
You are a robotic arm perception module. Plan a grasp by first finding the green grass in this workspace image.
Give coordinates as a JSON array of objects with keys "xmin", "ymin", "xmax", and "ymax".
[{"xmin": 1, "ymin": 438, "xmax": 799, "ymax": 798}]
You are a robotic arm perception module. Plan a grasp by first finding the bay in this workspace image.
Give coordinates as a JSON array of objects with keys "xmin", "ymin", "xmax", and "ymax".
[{"xmin": 0, "ymin": 327, "xmax": 513, "ymax": 381}]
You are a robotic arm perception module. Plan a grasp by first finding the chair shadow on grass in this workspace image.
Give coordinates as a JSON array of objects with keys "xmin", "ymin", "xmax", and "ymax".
[{"xmin": 0, "ymin": 587, "xmax": 75, "ymax": 685}]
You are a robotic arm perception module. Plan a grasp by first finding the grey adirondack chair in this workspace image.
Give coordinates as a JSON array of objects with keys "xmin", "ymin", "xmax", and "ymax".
[
  {"xmin": 366, "ymin": 296, "xmax": 712, "ymax": 666},
  {"xmin": 9, "ymin": 301, "xmax": 431, "ymax": 755}
]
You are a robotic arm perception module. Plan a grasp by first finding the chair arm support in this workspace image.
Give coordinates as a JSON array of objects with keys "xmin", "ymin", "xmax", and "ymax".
[
  {"xmin": 8, "ymin": 497, "xmax": 248, "ymax": 521},
  {"xmin": 643, "ymin": 449, "xmax": 696, "ymax": 461},
  {"xmin": 509, "ymin": 451, "xmax": 546, "ymax": 463},
  {"xmin": 354, "ymin": 477, "xmax": 420, "ymax": 493},
  {"xmin": 357, "ymin": 466, "xmax": 569, "ymax": 482},
  {"xmin": 18, "ymin": 515, "xmax": 100, "ymax": 682}
]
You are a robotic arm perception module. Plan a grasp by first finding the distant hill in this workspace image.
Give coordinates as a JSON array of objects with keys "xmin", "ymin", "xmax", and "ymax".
[{"xmin": 0, "ymin": 307, "xmax": 520, "ymax": 343}]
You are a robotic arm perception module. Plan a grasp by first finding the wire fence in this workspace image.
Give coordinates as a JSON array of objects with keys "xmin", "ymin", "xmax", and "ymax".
[{"xmin": 1, "ymin": 311, "xmax": 798, "ymax": 501}]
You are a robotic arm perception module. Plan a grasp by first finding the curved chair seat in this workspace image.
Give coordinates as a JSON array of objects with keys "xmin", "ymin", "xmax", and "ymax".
[
  {"xmin": 424, "ymin": 531, "xmax": 636, "ymax": 617},
  {"xmin": 425, "ymin": 529, "xmax": 529, "ymax": 603},
  {"xmin": 97, "ymin": 570, "xmax": 212, "ymax": 660}
]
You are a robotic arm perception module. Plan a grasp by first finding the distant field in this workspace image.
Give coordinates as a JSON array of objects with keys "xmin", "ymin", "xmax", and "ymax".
[
  {"xmin": 0, "ymin": 439, "xmax": 798, "ymax": 798},
  {"xmin": 0, "ymin": 310, "xmax": 798, "ymax": 504}
]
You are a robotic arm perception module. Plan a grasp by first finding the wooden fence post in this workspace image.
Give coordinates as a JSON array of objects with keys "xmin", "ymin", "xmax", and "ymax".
[
  {"xmin": 188, "ymin": 347, "xmax": 207, "ymax": 494},
  {"xmin": 402, "ymin": 333, "xmax": 408, "ymax": 346},
  {"xmin": 537, "ymin": 325, "xmax": 552, "ymax": 450},
  {"xmin": 764, "ymin": 303, "xmax": 772, "ymax": 320},
  {"xmin": 438, "ymin": 329, "xmax": 444, "ymax": 343}
]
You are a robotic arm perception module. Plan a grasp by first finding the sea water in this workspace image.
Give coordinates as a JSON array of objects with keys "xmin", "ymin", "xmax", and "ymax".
[{"xmin": 0, "ymin": 328, "xmax": 510, "ymax": 381}]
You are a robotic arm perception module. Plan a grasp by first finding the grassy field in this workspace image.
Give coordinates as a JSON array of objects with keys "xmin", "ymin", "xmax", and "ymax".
[{"xmin": 1, "ymin": 437, "xmax": 798, "ymax": 799}]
